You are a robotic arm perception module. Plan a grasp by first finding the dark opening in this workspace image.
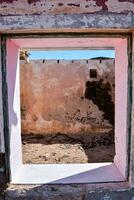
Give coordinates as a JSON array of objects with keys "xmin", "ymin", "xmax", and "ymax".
[{"xmin": 90, "ymin": 69, "xmax": 97, "ymax": 78}]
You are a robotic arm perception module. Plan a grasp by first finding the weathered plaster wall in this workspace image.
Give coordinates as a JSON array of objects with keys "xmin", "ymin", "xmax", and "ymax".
[
  {"xmin": 20, "ymin": 59, "xmax": 114, "ymax": 135},
  {"xmin": 0, "ymin": 0, "xmax": 133, "ymax": 32},
  {"xmin": 0, "ymin": 0, "xmax": 134, "ymax": 15},
  {"xmin": 0, "ymin": 0, "xmax": 133, "ymax": 199}
]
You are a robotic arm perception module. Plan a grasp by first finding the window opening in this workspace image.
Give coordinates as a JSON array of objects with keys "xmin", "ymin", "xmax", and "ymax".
[
  {"xmin": 20, "ymin": 49, "xmax": 115, "ymax": 165},
  {"xmin": 6, "ymin": 37, "xmax": 128, "ymax": 184}
]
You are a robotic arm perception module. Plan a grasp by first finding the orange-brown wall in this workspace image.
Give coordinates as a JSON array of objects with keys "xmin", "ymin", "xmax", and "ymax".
[{"xmin": 20, "ymin": 59, "xmax": 114, "ymax": 135}]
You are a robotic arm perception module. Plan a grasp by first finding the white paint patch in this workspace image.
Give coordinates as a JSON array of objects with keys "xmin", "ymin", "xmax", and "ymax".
[
  {"xmin": 12, "ymin": 163, "xmax": 125, "ymax": 184},
  {"xmin": 106, "ymin": 0, "xmax": 134, "ymax": 13}
]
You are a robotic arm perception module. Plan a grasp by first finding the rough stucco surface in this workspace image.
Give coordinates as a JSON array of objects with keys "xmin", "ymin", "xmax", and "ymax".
[
  {"xmin": 20, "ymin": 59, "xmax": 114, "ymax": 135},
  {"xmin": 0, "ymin": 13, "xmax": 133, "ymax": 32},
  {"xmin": 4, "ymin": 183, "xmax": 134, "ymax": 200},
  {"xmin": 0, "ymin": 0, "xmax": 133, "ymax": 31},
  {"xmin": 0, "ymin": 0, "xmax": 134, "ymax": 199},
  {"xmin": 0, "ymin": 0, "xmax": 134, "ymax": 15}
]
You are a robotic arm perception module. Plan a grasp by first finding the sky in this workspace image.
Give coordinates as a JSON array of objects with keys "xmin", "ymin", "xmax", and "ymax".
[{"xmin": 29, "ymin": 50, "xmax": 115, "ymax": 60}]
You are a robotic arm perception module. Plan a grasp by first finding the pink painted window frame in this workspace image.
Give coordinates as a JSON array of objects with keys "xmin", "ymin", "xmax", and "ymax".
[{"xmin": 6, "ymin": 37, "xmax": 128, "ymax": 184}]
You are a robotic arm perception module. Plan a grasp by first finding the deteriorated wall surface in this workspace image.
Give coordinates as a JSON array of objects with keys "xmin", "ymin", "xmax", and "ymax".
[
  {"xmin": 0, "ymin": 0, "xmax": 134, "ymax": 31},
  {"xmin": 20, "ymin": 59, "xmax": 114, "ymax": 135},
  {"xmin": 0, "ymin": 0, "xmax": 134, "ymax": 199},
  {"xmin": 0, "ymin": 0, "xmax": 134, "ymax": 15}
]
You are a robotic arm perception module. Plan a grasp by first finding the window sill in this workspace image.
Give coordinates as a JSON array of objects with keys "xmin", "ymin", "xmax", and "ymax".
[{"xmin": 12, "ymin": 163, "xmax": 125, "ymax": 184}]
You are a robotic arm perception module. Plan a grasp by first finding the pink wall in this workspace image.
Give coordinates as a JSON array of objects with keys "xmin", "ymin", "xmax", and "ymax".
[
  {"xmin": 7, "ymin": 37, "xmax": 128, "ymax": 180},
  {"xmin": 6, "ymin": 40, "xmax": 22, "ymax": 179},
  {"xmin": 114, "ymin": 39, "xmax": 128, "ymax": 177}
]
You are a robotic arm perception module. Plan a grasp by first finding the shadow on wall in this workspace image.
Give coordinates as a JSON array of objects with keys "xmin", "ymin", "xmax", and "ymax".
[
  {"xmin": 20, "ymin": 59, "xmax": 115, "ymax": 135},
  {"xmin": 85, "ymin": 79, "xmax": 114, "ymax": 125}
]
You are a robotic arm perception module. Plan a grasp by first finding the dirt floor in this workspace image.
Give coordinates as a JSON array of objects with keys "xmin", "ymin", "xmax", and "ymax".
[{"xmin": 22, "ymin": 131, "xmax": 115, "ymax": 164}]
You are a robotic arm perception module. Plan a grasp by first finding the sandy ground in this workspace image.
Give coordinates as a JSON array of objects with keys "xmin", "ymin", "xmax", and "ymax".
[{"xmin": 22, "ymin": 132, "xmax": 115, "ymax": 164}]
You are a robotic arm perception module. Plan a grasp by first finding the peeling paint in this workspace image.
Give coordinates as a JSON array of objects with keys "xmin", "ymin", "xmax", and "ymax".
[
  {"xmin": 27, "ymin": 0, "xmax": 40, "ymax": 4},
  {"xmin": 67, "ymin": 3, "xmax": 80, "ymax": 7},
  {"xmin": 0, "ymin": 0, "xmax": 134, "ymax": 16},
  {"xmin": 94, "ymin": 0, "xmax": 108, "ymax": 11},
  {"xmin": 0, "ymin": 0, "xmax": 16, "ymax": 3},
  {"xmin": 106, "ymin": 0, "xmax": 134, "ymax": 13},
  {"xmin": 0, "ymin": 13, "xmax": 132, "ymax": 33},
  {"xmin": 0, "ymin": 0, "xmax": 133, "ymax": 198}
]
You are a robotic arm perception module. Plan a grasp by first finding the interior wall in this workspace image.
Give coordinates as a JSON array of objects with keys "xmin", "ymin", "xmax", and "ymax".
[{"xmin": 20, "ymin": 58, "xmax": 115, "ymax": 135}]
